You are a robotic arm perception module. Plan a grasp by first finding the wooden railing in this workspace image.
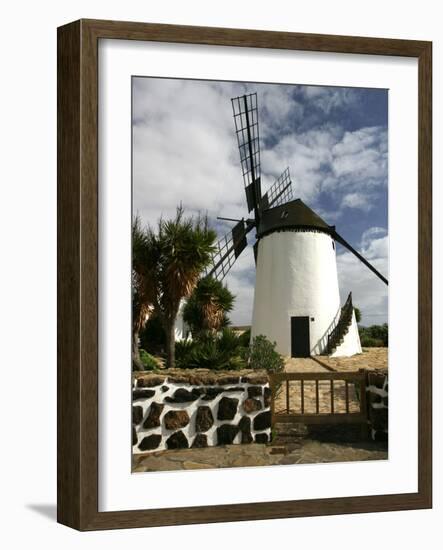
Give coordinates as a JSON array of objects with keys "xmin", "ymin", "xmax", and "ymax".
[
  {"xmin": 269, "ymin": 370, "xmax": 368, "ymax": 429},
  {"xmin": 327, "ymin": 292, "xmax": 354, "ymax": 354}
]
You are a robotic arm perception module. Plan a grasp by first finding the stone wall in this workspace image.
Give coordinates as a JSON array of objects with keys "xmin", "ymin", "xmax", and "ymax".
[
  {"xmin": 366, "ymin": 369, "xmax": 388, "ymax": 441},
  {"xmin": 132, "ymin": 370, "xmax": 271, "ymax": 453}
]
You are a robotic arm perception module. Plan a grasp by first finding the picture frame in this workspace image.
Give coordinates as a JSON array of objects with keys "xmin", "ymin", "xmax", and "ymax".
[{"xmin": 57, "ymin": 18, "xmax": 432, "ymax": 530}]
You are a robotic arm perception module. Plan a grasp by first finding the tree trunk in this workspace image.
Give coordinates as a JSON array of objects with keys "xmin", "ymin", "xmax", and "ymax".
[
  {"xmin": 165, "ymin": 320, "xmax": 176, "ymax": 369},
  {"xmin": 132, "ymin": 329, "xmax": 143, "ymax": 371}
]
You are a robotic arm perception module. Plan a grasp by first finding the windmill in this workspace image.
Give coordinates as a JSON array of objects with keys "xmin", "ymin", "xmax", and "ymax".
[{"xmin": 205, "ymin": 93, "xmax": 388, "ymax": 358}]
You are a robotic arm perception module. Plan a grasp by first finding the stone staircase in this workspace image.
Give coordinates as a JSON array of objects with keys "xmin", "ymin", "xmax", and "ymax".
[
  {"xmin": 269, "ymin": 422, "xmax": 307, "ymax": 454},
  {"xmin": 326, "ymin": 292, "xmax": 354, "ymax": 355}
]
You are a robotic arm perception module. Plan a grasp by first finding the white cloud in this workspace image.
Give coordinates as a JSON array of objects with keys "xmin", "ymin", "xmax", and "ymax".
[
  {"xmin": 133, "ymin": 78, "xmax": 388, "ymax": 325},
  {"xmin": 301, "ymin": 86, "xmax": 359, "ymax": 115},
  {"xmin": 341, "ymin": 192, "xmax": 372, "ymax": 211},
  {"xmin": 337, "ymin": 227, "xmax": 388, "ymax": 326}
]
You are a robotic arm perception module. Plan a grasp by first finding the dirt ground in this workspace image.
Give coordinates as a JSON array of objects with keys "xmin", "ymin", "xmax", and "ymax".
[{"xmin": 309, "ymin": 347, "xmax": 388, "ymax": 372}]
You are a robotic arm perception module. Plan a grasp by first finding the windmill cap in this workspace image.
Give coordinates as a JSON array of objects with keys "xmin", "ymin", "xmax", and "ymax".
[{"xmin": 257, "ymin": 198, "xmax": 335, "ymax": 239}]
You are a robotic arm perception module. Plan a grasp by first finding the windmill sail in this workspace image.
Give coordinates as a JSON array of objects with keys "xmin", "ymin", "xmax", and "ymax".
[
  {"xmin": 333, "ymin": 231, "xmax": 388, "ymax": 285},
  {"xmin": 205, "ymin": 220, "xmax": 254, "ymax": 281},
  {"xmin": 260, "ymin": 167, "xmax": 293, "ymax": 210},
  {"xmin": 232, "ymin": 93, "xmax": 261, "ymax": 214}
]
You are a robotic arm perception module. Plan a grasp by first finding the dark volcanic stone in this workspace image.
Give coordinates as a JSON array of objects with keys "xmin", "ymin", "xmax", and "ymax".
[
  {"xmin": 241, "ymin": 375, "xmax": 268, "ymax": 384},
  {"xmin": 190, "ymin": 387, "xmax": 205, "ymax": 396},
  {"xmin": 201, "ymin": 387, "xmax": 224, "ymax": 401},
  {"xmin": 243, "ymin": 398, "xmax": 262, "ymax": 413},
  {"xmin": 238, "ymin": 416, "xmax": 253, "ymax": 444},
  {"xmin": 367, "ymin": 372, "xmax": 387, "ymax": 388},
  {"xmin": 238, "ymin": 415, "xmax": 251, "ymax": 432},
  {"xmin": 263, "ymin": 387, "xmax": 271, "ymax": 407},
  {"xmin": 138, "ymin": 433, "xmax": 162, "ymax": 451},
  {"xmin": 373, "ymin": 429, "xmax": 388, "ymax": 442},
  {"xmin": 192, "ymin": 433, "xmax": 208, "ymax": 448},
  {"xmin": 247, "ymin": 386, "xmax": 263, "ymax": 398},
  {"xmin": 132, "ymin": 405, "xmax": 143, "ymax": 425},
  {"xmin": 370, "ymin": 408, "xmax": 388, "ymax": 431},
  {"xmin": 195, "ymin": 406, "xmax": 214, "ymax": 432},
  {"xmin": 255, "ymin": 433, "xmax": 269, "ymax": 444},
  {"xmin": 217, "ymin": 396, "xmax": 239, "ymax": 420},
  {"xmin": 163, "ymin": 410, "xmax": 190, "ymax": 430},
  {"xmin": 166, "ymin": 430, "xmax": 189, "ymax": 449},
  {"xmin": 161, "ymin": 385, "xmax": 169, "ymax": 392},
  {"xmin": 165, "ymin": 388, "xmax": 199, "ymax": 403},
  {"xmin": 253, "ymin": 411, "xmax": 271, "ymax": 431},
  {"xmin": 217, "ymin": 424, "xmax": 239, "ymax": 445},
  {"xmin": 137, "ymin": 376, "xmax": 165, "ymax": 388},
  {"xmin": 133, "ymin": 388, "xmax": 155, "ymax": 400},
  {"xmin": 225, "ymin": 386, "xmax": 245, "ymax": 392},
  {"xmin": 142, "ymin": 402, "xmax": 164, "ymax": 429},
  {"xmin": 132, "ymin": 425, "xmax": 137, "ymax": 446},
  {"xmin": 368, "ymin": 392, "xmax": 383, "ymax": 406}
]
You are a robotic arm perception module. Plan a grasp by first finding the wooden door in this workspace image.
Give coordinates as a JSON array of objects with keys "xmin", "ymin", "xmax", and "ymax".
[{"xmin": 291, "ymin": 316, "xmax": 310, "ymax": 357}]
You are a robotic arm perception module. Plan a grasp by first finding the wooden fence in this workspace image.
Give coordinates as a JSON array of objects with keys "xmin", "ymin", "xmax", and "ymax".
[{"xmin": 269, "ymin": 369, "xmax": 368, "ymax": 435}]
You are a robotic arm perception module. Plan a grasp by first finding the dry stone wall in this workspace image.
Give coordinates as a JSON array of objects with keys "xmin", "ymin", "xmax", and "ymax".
[
  {"xmin": 366, "ymin": 369, "xmax": 388, "ymax": 441},
  {"xmin": 132, "ymin": 371, "xmax": 271, "ymax": 453}
]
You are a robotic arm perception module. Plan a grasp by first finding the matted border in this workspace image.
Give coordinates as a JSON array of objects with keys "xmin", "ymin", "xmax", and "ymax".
[{"xmin": 57, "ymin": 19, "xmax": 432, "ymax": 530}]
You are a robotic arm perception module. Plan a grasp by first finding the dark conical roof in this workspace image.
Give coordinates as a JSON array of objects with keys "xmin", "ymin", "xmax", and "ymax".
[{"xmin": 256, "ymin": 199, "xmax": 334, "ymax": 238}]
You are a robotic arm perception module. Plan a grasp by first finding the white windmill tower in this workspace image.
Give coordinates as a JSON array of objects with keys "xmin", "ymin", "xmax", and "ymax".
[{"xmin": 205, "ymin": 93, "xmax": 388, "ymax": 358}]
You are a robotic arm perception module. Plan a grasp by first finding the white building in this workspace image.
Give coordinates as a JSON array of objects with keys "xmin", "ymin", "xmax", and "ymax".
[{"xmin": 251, "ymin": 199, "xmax": 362, "ymax": 357}]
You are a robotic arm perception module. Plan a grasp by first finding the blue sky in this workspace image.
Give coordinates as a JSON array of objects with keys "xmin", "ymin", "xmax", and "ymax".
[{"xmin": 133, "ymin": 77, "xmax": 388, "ymax": 326}]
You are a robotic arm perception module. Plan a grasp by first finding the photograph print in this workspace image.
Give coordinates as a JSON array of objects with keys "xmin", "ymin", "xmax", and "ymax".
[{"xmin": 131, "ymin": 76, "xmax": 389, "ymax": 473}]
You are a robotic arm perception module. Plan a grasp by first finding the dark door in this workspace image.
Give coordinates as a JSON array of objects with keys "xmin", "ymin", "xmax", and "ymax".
[{"xmin": 291, "ymin": 316, "xmax": 310, "ymax": 358}]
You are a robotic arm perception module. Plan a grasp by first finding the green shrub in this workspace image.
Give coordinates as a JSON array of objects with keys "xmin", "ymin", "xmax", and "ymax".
[
  {"xmin": 237, "ymin": 328, "xmax": 251, "ymax": 348},
  {"xmin": 249, "ymin": 335, "xmax": 284, "ymax": 373},
  {"xmin": 358, "ymin": 323, "xmax": 388, "ymax": 347},
  {"xmin": 175, "ymin": 329, "xmax": 248, "ymax": 370},
  {"xmin": 175, "ymin": 339, "xmax": 197, "ymax": 365},
  {"xmin": 139, "ymin": 349, "xmax": 158, "ymax": 371},
  {"xmin": 360, "ymin": 336, "xmax": 385, "ymax": 347}
]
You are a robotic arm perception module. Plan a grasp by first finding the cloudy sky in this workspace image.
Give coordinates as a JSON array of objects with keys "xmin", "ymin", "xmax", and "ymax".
[{"xmin": 133, "ymin": 77, "xmax": 388, "ymax": 327}]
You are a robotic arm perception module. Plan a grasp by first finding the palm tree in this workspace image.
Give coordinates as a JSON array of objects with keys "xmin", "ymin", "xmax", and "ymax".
[
  {"xmin": 183, "ymin": 276, "xmax": 235, "ymax": 337},
  {"xmin": 132, "ymin": 207, "xmax": 216, "ymax": 369},
  {"xmin": 132, "ymin": 217, "xmax": 158, "ymax": 369}
]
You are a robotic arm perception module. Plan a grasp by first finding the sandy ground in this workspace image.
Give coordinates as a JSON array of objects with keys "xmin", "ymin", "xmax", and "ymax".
[{"xmin": 312, "ymin": 347, "xmax": 388, "ymax": 372}]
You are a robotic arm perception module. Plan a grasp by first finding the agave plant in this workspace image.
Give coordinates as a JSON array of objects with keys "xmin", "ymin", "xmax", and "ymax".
[
  {"xmin": 175, "ymin": 329, "xmax": 248, "ymax": 371},
  {"xmin": 183, "ymin": 276, "xmax": 235, "ymax": 337}
]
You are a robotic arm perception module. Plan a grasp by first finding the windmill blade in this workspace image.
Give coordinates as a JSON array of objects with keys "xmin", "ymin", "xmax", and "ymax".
[
  {"xmin": 205, "ymin": 219, "xmax": 255, "ymax": 281},
  {"xmin": 232, "ymin": 93, "xmax": 261, "ymax": 215},
  {"xmin": 333, "ymin": 231, "xmax": 388, "ymax": 286},
  {"xmin": 260, "ymin": 167, "xmax": 293, "ymax": 210}
]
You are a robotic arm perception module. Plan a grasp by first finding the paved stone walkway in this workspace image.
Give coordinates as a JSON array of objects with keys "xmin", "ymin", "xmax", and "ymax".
[{"xmin": 133, "ymin": 438, "xmax": 387, "ymax": 472}]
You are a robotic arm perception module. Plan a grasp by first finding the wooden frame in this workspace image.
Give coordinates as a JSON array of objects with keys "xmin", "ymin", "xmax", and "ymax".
[{"xmin": 57, "ymin": 19, "xmax": 432, "ymax": 530}]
